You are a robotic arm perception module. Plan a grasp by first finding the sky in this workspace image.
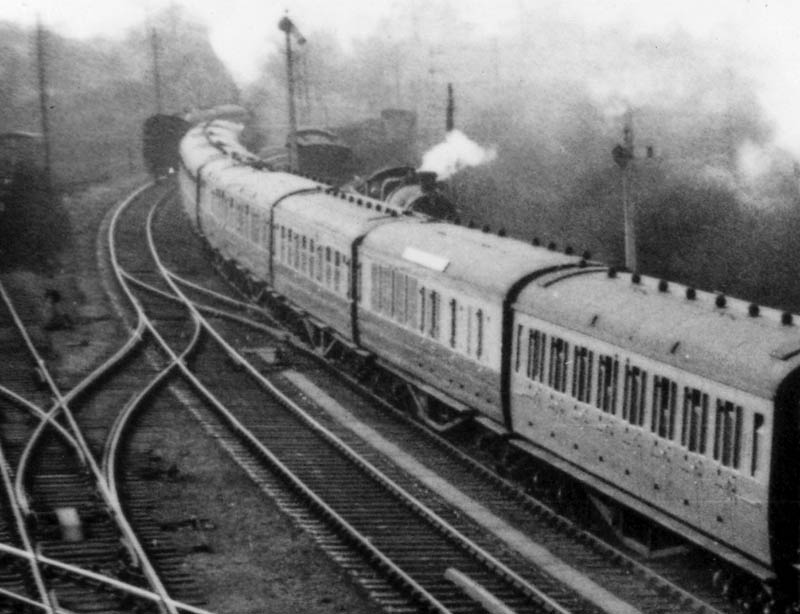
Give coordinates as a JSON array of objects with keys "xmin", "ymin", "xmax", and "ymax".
[
  {"xmin": 4, "ymin": 0, "xmax": 800, "ymax": 153},
  {"xmin": 3, "ymin": 0, "xmax": 800, "ymax": 83}
]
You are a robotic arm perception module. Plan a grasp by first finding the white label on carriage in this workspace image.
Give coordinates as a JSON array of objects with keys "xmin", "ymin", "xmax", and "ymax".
[{"xmin": 402, "ymin": 246, "xmax": 449, "ymax": 272}]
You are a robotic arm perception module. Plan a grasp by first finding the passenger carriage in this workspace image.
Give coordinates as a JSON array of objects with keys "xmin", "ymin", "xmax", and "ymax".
[
  {"xmin": 271, "ymin": 193, "xmax": 402, "ymax": 339},
  {"xmin": 357, "ymin": 222, "xmax": 577, "ymax": 424},
  {"xmin": 510, "ymin": 268, "xmax": 800, "ymax": 581}
]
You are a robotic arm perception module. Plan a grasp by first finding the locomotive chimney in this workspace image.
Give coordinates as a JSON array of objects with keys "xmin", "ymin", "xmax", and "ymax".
[{"xmin": 418, "ymin": 171, "xmax": 437, "ymax": 193}]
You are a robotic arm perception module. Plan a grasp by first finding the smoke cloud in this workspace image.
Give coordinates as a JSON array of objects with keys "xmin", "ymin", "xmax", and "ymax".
[{"xmin": 419, "ymin": 130, "xmax": 498, "ymax": 180}]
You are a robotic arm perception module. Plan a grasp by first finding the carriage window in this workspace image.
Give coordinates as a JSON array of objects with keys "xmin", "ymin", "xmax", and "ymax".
[
  {"xmin": 651, "ymin": 376, "xmax": 677, "ymax": 439},
  {"xmin": 325, "ymin": 248, "xmax": 332, "ymax": 286},
  {"xmin": 515, "ymin": 325, "xmax": 523, "ymax": 371},
  {"xmin": 419, "ymin": 287, "xmax": 427, "ymax": 333},
  {"xmin": 571, "ymin": 347, "xmax": 594, "ymax": 403},
  {"xmin": 370, "ymin": 264, "xmax": 379, "ymax": 308},
  {"xmin": 309, "ymin": 240, "xmax": 315, "ymax": 278},
  {"xmin": 335, "ymin": 251, "xmax": 340, "ymax": 266},
  {"xmin": 380, "ymin": 267, "xmax": 392, "ymax": 312},
  {"xmin": 394, "ymin": 273, "xmax": 406, "ymax": 321},
  {"xmin": 406, "ymin": 276, "xmax": 418, "ymax": 328},
  {"xmin": 548, "ymin": 337, "xmax": 569, "ymax": 393},
  {"xmin": 429, "ymin": 290, "xmax": 440, "ymax": 339},
  {"xmin": 334, "ymin": 254, "xmax": 342, "ymax": 293},
  {"xmin": 526, "ymin": 330, "xmax": 546, "ymax": 382},
  {"xmin": 450, "ymin": 299, "xmax": 458, "ymax": 348},
  {"xmin": 751, "ymin": 413, "xmax": 765, "ymax": 477},
  {"xmin": 317, "ymin": 247, "xmax": 323, "ymax": 281},
  {"xmin": 356, "ymin": 263, "xmax": 363, "ymax": 303},
  {"xmin": 345, "ymin": 257, "xmax": 352, "ymax": 299},
  {"xmin": 714, "ymin": 400, "xmax": 742, "ymax": 469},
  {"xmin": 476, "ymin": 309, "xmax": 484, "ymax": 358},
  {"xmin": 466, "ymin": 308, "xmax": 472, "ymax": 354},
  {"xmin": 596, "ymin": 355, "xmax": 619, "ymax": 414},
  {"xmin": 682, "ymin": 388, "xmax": 709, "ymax": 454},
  {"xmin": 250, "ymin": 212, "xmax": 260, "ymax": 243},
  {"xmin": 622, "ymin": 362, "xmax": 647, "ymax": 426},
  {"xmin": 301, "ymin": 236, "xmax": 307, "ymax": 272}
]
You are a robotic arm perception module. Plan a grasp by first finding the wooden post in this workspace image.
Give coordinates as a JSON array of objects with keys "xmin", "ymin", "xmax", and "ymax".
[
  {"xmin": 621, "ymin": 108, "xmax": 636, "ymax": 273},
  {"xmin": 150, "ymin": 27, "xmax": 163, "ymax": 114},
  {"xmin": 35, "ymin": 16, "xmax": 53, "ymax": 193},
  {"xmin": 279, "ymin": 16, "xmax": 305, "ymax": 173}
]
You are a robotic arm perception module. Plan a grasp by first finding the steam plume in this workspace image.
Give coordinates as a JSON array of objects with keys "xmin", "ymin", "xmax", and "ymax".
[{"xmin": 420, "ymin": 130, "xmax": 498, "ymax": 180}]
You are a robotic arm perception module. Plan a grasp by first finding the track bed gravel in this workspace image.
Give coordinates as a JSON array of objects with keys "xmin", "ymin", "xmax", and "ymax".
[{"xmin": 1, "ymin": 177, "xmax": 381, "ymax": 614}]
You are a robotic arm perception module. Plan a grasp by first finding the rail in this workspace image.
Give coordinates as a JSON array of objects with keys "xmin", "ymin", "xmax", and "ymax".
[
  {"xmin": 144, "ymin": 194, "xmax": 573, "ymax": 614},
  {"xmin": 0, "ymin": 417, "xmax": 53, "ymax": 612},
  {"xmin": 3, "ymin": 184, "xmax": 212, "ymax": 614}
]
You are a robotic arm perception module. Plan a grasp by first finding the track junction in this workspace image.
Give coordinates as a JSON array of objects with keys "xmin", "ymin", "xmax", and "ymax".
[{"xmin": 0, "ymin": 180, "xmax": 755, "ymax": 613}]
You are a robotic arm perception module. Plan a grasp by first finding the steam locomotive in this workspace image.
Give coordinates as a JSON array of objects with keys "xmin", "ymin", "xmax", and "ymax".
[
  {"xmin": 142, "ymin": 105, "xmax": 250, "ymax": 178},
  {"xmin": 176, "ymin": 115, "xmax": 800, "ymax": 610}
]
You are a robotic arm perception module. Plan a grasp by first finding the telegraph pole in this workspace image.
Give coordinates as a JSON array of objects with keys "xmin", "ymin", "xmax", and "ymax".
[
  {"xmin": 150, "ymin": 26, "xmax": 163, "ymax": 114},
  {"xmin": 278, "ymin": 15, "xmax": 305, "ymax": 173},
  {"xmin": 612, "ymin": 108, "xmax": 636, "ymax": 272},
  {"xmin": 446, "ymin": 83, "xmax": 455, "ymax": 132},
  {"xmin": 35, "ymin": 16, "xmax": 53, "ymax": 193}
]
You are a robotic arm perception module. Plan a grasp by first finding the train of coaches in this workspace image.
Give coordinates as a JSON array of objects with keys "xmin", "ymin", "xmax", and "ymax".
[{"xmin": 141, "ymin": 106, "xmax": 800, "ymax": 609}]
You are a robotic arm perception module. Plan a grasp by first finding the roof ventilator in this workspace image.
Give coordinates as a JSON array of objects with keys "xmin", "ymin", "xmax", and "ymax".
[
  {"xmin": 658, "ymin": 279, "xmax": 669, "ymax": 292},
  {"xmin": 686, "ymin": 287, "xmax": 697, "ymax": 300},
  {"xmin": 748, "ymin": 303, "xmax": 760, "ymax": 317},
  {"xmin": 715, "ymin": 294, "xmax": 727, "ymax": 308}
]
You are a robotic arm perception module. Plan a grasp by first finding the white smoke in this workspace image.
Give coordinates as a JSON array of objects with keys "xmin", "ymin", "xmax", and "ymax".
[{"xmin": 420, "ymin": 130, "xmax": 498, "ymax": 180}]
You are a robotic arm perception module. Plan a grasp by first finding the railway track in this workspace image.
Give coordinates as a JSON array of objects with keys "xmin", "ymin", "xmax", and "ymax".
[
  {"xmin": 0, "ymin": 178, "xmax": 753, "ymax": 613},
  {"xmin": 134, "ymin": 181, "xmax": 748, "ymax": 614},
  {"xmin": 0, "ymin": 182, "xmax": 216, "ymax": 613},
  {"xmin": 118, "ymin": 184, "xmax": 593, "ymax": 611}
]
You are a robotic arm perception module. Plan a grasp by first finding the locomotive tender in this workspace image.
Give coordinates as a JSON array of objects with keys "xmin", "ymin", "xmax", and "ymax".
[{"xmin": 178, "ymin": 117, "xmax": 800, "ymax": 599}]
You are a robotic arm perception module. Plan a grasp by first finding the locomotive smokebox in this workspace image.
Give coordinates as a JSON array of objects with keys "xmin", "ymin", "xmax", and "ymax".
[{"xmin": 418, "ymin": 171, "xmax": 437, "ymax": 193}]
